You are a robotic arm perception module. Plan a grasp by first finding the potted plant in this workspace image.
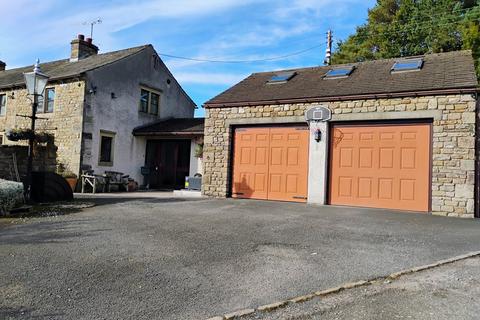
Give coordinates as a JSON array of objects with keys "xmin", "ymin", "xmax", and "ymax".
[
  {"xmin": 57, "ymin": 164, "xmax": 78, "ymax": 192},
  {"xmin": 194, "ymin": 143, "xmax": 204, "ymax": 158},
  {"xmin": 35, "ymin": 132, "xmax": 54, "ymax": 143},
  {"xmin": 5, "ymin": 128, "xmax": 34, "ymax": 141}
]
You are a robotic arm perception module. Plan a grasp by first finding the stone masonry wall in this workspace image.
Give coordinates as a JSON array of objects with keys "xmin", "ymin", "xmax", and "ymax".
[
  {"xmin": 0, "ymin": 145, "xmax": 56, "ymax": 181},
  {"xmin": 0, "ymin": 80, "xmax": 85, "ymax": 175},
  {"xmin": 203, "ymin": 94, "xmax": 477, "ymax": 218}
]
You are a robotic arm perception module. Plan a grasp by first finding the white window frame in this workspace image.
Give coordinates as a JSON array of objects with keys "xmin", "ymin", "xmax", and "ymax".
[{"xmin": 0, "ymin": 94, "xmax": 6, "ymax": 116}]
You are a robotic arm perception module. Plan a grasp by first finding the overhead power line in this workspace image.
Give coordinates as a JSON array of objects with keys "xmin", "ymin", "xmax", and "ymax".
[
  {"xmin": 157, "ymin": 7, "xmax": 478, "ymax": 64},
  {"xmin": 158, "ymin": 44, "xmax": 324, "ymax": 64}
]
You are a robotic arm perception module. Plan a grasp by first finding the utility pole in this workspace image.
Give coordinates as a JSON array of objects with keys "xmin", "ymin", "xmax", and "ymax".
[{"xmin": 324, "ymin": 30, "xmax": 332, "ymax": 66}]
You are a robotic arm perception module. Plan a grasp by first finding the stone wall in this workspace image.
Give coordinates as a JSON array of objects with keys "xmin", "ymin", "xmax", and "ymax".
[
  {"xmin": 203, "ymin": 94, "xmax": 477, "ymax": 218},
  {"xmin": 0, "ymin": 79, "xmax": 85, "ymax": 175},
  {"xmin": 0, "ymin": 145, "xmax": 56, "ymax": 181}
]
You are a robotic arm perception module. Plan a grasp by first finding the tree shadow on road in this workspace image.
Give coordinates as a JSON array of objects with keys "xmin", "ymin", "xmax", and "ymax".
[
  {"xmin": 0, "ymin": 219, "xmax": 109, "ymax": 245},
  {"xmin": 79, "ymin": 196, "xmax": 203, "ymax": 207}
]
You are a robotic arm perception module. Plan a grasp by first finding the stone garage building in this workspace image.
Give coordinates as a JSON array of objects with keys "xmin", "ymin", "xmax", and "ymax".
[{"xmin": 203, "ymin": 50, "xmax": 479, "ymax": 218}]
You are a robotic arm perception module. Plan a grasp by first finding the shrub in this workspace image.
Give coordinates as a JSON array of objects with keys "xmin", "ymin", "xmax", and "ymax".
[{"xmin": 0, "ymin": 179, "xmax": 25, "ymax": 215}]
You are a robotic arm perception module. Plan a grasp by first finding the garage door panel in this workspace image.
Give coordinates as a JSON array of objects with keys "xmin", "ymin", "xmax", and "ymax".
[
  {"xmin": 232, "ymin": 128, "xmax": 269, "ymax": 200},
  {"xmin": 330, "ymin": 124, "xmax": 430, "ymax": 212},
  {"xmin": 255, "ymin": 147, "xmax": 267, "ymax": 165},
  {"xmin": 233, "ymin": 126, "xmax": 308, "ymax": 202}
]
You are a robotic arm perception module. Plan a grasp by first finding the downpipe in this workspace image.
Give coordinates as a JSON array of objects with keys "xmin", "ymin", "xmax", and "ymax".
[{"xmin": 475, "ymin": 91, "xmax": 480, "ymax": 218}]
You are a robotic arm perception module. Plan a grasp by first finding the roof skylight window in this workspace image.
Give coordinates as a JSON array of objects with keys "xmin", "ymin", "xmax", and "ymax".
[
  {"xmin": 324, "ymin": 66, "xmax": 355, "ymax": 79},
  {"xmin": 391, "ymin": 58, "xmax": 423, "ymax": 72},
  {"xmin": 267, "ymin": 71, "xmax": 296, "ymax": 83}
]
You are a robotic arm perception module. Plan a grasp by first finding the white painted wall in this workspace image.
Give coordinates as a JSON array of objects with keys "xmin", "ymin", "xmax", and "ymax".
[
  {"xmin": 80, "ymin": 46, "xmax": 196, "ymax": 183},
  {"xmin": 307, "ymin": 121, "xmax": 329, "ymax": 205},
  {"xmin": 189, "ymin": 139, "xmax": 203, "ymax": 176}
]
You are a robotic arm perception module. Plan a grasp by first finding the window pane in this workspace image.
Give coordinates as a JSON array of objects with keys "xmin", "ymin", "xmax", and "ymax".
[
  {"xmin": 100, "ymin": 136, "xmax": 113, "ymax": 163},
  {"xmin": 140, "ymin": 89, "xmax": 149, "ymax": 112},
  {"xmin": 46, "ymin": 88, "xmax": 55, "ymax": 113},
  {"xmin": 0, "ymin": 95, "xmax": 5, "ymax": 116},
  {"xmin": 325, "ymin": 66, "xmax": 355, "ymax": 78},
  {"xmin": 150, "ymin": 93, "xmax": 159, "ymax": 115},
  {"xmin": 391, "ymin": 58, "xmax": 423, "ymax": 72},
  {"xmin": 268, "ymin": 72, "xmax": 296, "ymax": 83},
  {"xmin": 36, "ymin": 95, "xmax": 44, "ymax": 113}
]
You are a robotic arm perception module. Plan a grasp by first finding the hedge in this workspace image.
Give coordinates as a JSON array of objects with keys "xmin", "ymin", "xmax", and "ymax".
[{"xmin": 0, "ymin": 179, "xmax": 24, "ymax": 215}]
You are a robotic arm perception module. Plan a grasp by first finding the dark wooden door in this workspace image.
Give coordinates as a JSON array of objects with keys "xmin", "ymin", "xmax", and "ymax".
[{"xmin": 145, "ymin": 140, "xmax": 191, "ymax": 189}]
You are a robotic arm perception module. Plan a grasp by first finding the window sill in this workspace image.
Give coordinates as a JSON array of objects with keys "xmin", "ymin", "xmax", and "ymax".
[
  {"xmin": 98, "ymin": 162, "xmax": 114, "ymax": 167},
  {"xmin": 139, "ymin": 111, "xmax": 158, "ymax": 116}
]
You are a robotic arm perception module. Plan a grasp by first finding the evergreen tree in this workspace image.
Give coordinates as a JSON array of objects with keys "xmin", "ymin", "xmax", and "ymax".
[{"xmin": 332, "ymin": 0, "xmax": 480, "ymax": 78}]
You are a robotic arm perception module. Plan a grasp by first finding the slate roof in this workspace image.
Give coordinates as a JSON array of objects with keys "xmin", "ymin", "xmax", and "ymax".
[
  {"xmin": 0, "ymin": 45, "xmax": 150, "ymax": 89},
  {"xmin": 205, "ymin": 50, "xmax": 478, "ymax": 107},
  {"xmin": 133, "ymin": 118, "xmax": 204, "ymax": 136}
]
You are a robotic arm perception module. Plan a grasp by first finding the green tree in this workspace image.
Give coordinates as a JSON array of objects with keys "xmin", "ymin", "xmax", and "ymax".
[{"xmin": 332, "ymin": 0, "xmax": 480, "ymax": 78}]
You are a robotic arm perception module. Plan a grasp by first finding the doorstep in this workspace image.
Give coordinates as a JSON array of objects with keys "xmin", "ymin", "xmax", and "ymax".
[{"xmin": 173, "ymin": 189, "xmax": 203, "ymax": 198}]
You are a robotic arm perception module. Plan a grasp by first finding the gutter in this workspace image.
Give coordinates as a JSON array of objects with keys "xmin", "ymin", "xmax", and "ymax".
[
  {"xmin": 0, "ymin": 74, "xmax": 86, "ymax": 91},
  {"xmin": 475, "ymin": 91, "xmax": 480, "ymax": 218},
  {"xmin": 204, "ymin": 87, "xmax": 478, "ymax": 108},
  {"xmin": 132, "ymin": 131, "xmax": 204, "ymax": 137}
]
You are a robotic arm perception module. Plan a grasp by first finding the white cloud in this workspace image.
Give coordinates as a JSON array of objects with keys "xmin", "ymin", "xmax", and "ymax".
[{"xmin": 0, "ymin": 0, "xmax": 265, "ymax": 61}]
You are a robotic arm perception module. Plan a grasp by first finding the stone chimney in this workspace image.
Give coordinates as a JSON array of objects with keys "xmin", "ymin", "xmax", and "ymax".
[
  {"xmin": 70, "ymin": 34, "xmax": 99, "ymax": 62},
  {"xmin": 0, "ymin": 61, "xmax": 5, "ymax": 71}
]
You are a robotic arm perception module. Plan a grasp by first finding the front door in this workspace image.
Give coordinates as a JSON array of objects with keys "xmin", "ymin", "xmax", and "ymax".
[{"xmin": 145, "ymin": 140, "xmax": 191, "ymax": 189}]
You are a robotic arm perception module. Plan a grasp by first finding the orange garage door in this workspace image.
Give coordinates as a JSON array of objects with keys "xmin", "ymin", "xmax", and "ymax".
[
  {"xmin": 329, "ymin": 123, "xmax": 431, "ymax": 212},
  {"xmin": 232, "ymin": 126, "xmax": 309, "ymax": 202}
]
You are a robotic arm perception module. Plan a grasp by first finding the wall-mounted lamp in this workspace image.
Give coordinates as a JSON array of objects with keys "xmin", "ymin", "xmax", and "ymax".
[
  {"xmin": 9, "ymin": 91, "xmax": 15, "ymax": 99},
  {"xmin": 314, "ymin": 128, "xmax": 322, "ymax": 142},
  {"xmin": 88, "ymin": 86, "xmax": 97, "ymax": 95}
]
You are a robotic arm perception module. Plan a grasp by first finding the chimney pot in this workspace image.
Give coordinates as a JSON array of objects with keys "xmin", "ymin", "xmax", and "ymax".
[
  {"xmin": 70, "ymin": 35, "xmax": 98, "ymax": 62},
  {"xmin": 0, "ymin": 61, "xmax": 5, "ymax": 71}
]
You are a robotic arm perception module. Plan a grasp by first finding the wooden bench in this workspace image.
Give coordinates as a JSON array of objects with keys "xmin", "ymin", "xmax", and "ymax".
[
  {"xmin": 104, "ymin": 171, "xmax": 129, "ymax": 192},
  {"xmin": 80, "ymin": 170, "xmax": 106, "ymax": 194}
]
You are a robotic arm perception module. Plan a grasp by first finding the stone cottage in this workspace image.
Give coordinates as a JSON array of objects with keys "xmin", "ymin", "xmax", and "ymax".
[
  {"xmin": 203, "ymin": 50, "xmax": 479, "ymax": 218},
  {"xmin": 0, "ymin": 35, "xmax": 204, "ymax": 188}
]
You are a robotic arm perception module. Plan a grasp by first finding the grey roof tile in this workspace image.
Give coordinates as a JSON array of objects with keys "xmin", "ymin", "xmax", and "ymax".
[
  {"xmin": 0, "ymin": 45, "xmax": 149, "ymax": 89},
  {"xmin": 205, "ymin": 51, "xmax": 478, "ymax": 107},
  {"xmin": 133, "ymin": 118, "xmax": 204, "ymax": 136}
]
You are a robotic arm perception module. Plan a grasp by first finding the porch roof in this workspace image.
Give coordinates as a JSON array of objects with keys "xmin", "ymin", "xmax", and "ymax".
[{"xmin": 133, "ymin": 118, "xmax": 204, "ymax": 137}]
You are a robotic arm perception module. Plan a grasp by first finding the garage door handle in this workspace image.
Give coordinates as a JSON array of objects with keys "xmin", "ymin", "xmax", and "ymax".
[
  {"xmin": 293, "ymin": 196, "xmax": 307, "ymax": 200},
  {"xmin": 233, "ymin": 192, "xmax": 244, "ymax": 195}
]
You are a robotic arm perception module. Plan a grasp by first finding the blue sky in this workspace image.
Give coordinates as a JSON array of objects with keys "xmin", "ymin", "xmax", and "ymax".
[{"xmin": 0, "ymin": 0, "xmax": 376, "ymax": 117}]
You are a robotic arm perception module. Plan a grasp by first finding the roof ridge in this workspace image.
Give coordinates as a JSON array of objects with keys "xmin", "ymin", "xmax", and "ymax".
[{"xmin": 0, "ymin": 44, "xmax": 151, "ymax": 74}]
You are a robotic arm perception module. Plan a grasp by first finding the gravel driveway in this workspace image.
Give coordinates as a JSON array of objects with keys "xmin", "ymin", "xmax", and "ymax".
[{"xmin": 1, "ymin": 197, "xmax": 480, "ymax": 319}]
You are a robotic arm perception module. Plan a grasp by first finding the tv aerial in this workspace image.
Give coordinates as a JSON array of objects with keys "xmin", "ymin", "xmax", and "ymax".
[{"xmin": 82, "ymin": 18, "xmax": 102, "ymax": 39}]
